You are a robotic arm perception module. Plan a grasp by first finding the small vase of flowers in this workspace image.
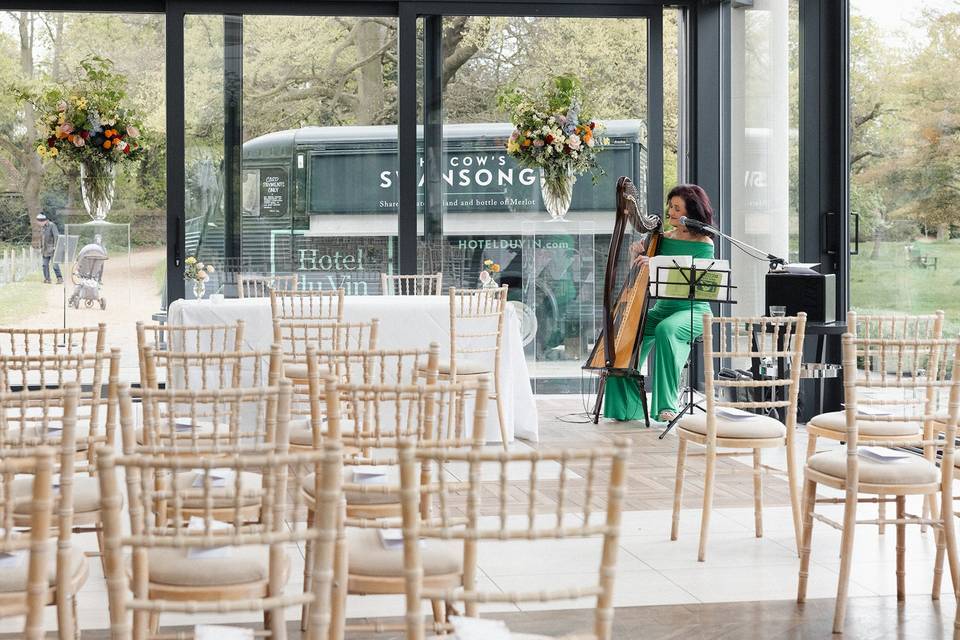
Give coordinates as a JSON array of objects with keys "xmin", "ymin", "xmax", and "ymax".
[
  {"xmin": 184, "ymin": 256, "xmax": 215, "ymax": 299},
  {"xmin": 499, "ymin": 75, "xmax": 608, "ymax": 222},
  {"xmin": 479, "ymin": 259, "xmax": 501, "ymax": 289}
]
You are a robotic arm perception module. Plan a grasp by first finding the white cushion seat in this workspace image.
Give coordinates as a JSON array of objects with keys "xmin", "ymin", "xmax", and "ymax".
[
  {"xmin": 419, "ymin": 358, "xmax": 489, "ymax": 376},
  {"xmin": 0, "ymin": 543, "xmax": 86, "ymax": 593},
  {"xmin": 283, "ymin": 363, "xmax": 330, "ymax": 381},
  {"xmin": 301, "ymin": 468, "xmax": 399, "ymax": 506},
  {"xmin": 807, "ymin": 449, "xmax": 939, "ymax": 485},
  {"xmin": 807, "ymin": 411, "xmax": 920, "ymax": 437},
  {"xmin": 146, "ymin": 545, "xmax": 281, "ymax": 587},
  {"xmin": 5, "ymin": 420, "xmax": 96, "ymax": 451},
  {"xmin": 677, "ymin": 412, "xmax": 786, "ymax": 440},
  {"xmin": 12, "ymin": 475, "xmax": 102, "ymax": 514},
  {"xmin": 347, "ymin": 529, "xmax": 461, "ymax": 577},
  {"xmin": 289, "ymin": 418, "xmax": 356, "ymax": 446},
  {"xmin": 173, "ymin": 470, "xmax": 263, "ymax": 507}
]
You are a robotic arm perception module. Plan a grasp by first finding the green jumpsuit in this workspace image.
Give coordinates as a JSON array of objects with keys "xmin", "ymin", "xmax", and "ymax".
[{"xmin": 603, "ymin": 236, "xmax": 715, "ymax": 421}]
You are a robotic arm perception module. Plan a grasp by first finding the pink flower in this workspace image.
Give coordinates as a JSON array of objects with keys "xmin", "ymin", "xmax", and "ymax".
[
  {"xmin": 126, "ymin": 125, "xmax": 140, "ymax": 139},
  {"xmin": 58, "ymin": 123, "xmax": 74, "ymax": 136},
  {"xmin": 72, "ymin": 136, "xmax": 85, "ymax": 147},
  {"xmin": 57, "ymin": 100, "xmax": 68, "ymax": 112},
  {"xmin": 533, "ymin": 139, "xmax": 544, "ymax": 147},
  {"xmin": 509, "ymin": 130, "xmax": 519, "ymax": 141},
  {"xmin": 568, "ymin": 134, "xmax": 582, "ymax": 150}
]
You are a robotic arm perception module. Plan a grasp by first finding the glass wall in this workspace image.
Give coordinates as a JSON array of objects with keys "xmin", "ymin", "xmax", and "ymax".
[
  {"xmin": 186, "ymin": 13, "xmax": 398, "ymax": 297},
  {"xmin": 849, "ymin": 0, "xmax": 960, "ymax": 335},
  {"xmin": 0, "ymin": 11, "xmax": 165, "ymax": 371},
  {"xmin": 417, "ymin": 15, "xmax": 655, "ymax": 392},
  {"xmin": 729, "ymin": 0, "xmax": 800, "ymax": 316}
]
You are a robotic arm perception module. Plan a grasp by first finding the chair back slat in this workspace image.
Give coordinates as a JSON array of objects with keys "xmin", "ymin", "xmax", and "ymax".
[
  {"xmin": 381, "ymin": 272, "xmax": 443, "ymax": 296},
  {"xmin": 0, "ymin": 324, "xmax": 106, "ymax": 356},
  {"xmin": 449, "ymin": 286, "xmax": 507, "ymax": 376},
  {"xmin": 238, "ymin": 273, "xmax": 298, "ymax": 299},
  {"xmin": 270, "ymin": 288, "xmax": 344, "ymax": 321}
]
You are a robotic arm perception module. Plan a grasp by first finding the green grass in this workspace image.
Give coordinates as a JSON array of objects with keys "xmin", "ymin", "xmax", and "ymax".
[
  {"xmin": 851, "ymin": 240, "xmax": 960, "ymax": 335},
  {"xmin": 0, "ymin": 274, "xmax": 48, "ymax": 325},
  {"xmin": 152, "ymin": 259, "xmax": 166, "ymax": 297}
]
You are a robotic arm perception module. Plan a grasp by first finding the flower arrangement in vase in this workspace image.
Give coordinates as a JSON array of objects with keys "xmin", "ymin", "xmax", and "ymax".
[
  {"xmin": 479, "ymin": 259, "xmax": 501, "ymax": 289},
  {"xmin": 17, "ymin": 56, "xmax": 146, "ymax": 221},
  {"xmin": 498, "ymin": 75, "xmax": 609, "ymax": 222},
  {"xmin": 184, "ymin": 256, "xmax": 215, "ymax": 299}
]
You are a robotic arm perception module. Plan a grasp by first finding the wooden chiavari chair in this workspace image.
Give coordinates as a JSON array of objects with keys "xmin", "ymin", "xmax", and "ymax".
[
  {"xmin": 1, "ymin": 384, "xmax": 87, "ymax": 640},
  {"xmin": 671, "ymin": 313, "xmax": 806, "ymax": 560},
  {"xmin": 136, "ymin": 320, "xmax": 245, "ymax": 389},
  {"xmin": 797, "ymin": 335, "xmax": 960, "ymax": 633},
  {"xmin": 399, "ymin": 438, "xmax": 631, "ymax": 640},
  {"xmin": 304, "ymin": 374, "xmax": 488, "ymax": 637},
  {"xmin": 380, "ymin": 272, "xmax": 443, "ymax": 296},
  {"xmin": 0, "ymin": 447, "xmax": 56, "ymax": 640},
  {"xmin": 806, "ymin": 311, "xmax": 945, "ymax": 535},
  {"xmin": 0, "ymin": 350, "xmax": 120, "ymax": 571},
  {"xmin": 99, "ymin": 380, "xmax": 343, "ymax": 639},
  {"xmin": 129, "ymin": 367, "xmax": 288, "ymax": 525},
  {"xmin": 429, "ymin": 286, "xmax": 509, "ymax": 449},
  {"xmin": 238, "ymin": 273, "xmax": 299, "ymax": 299},
  {"xmin": 0, "ymin": 323, "xmax": 106, "ymax": 356}
]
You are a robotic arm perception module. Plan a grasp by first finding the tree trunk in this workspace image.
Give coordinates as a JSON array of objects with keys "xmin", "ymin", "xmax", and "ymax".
[
  {"xmin": 353, "ymin": 20, "xmax": 386, "ymax": 125},
  {"xmin": 937, "ymin": 223, "xmax": 949, "ymax": 242},
  {"xmin": 869, "ymin": 225, "xmax": 882, "ymax": 260},
  {"xmin": 19, "ymin": 12, "xmax": 46, "ymax": 248}
]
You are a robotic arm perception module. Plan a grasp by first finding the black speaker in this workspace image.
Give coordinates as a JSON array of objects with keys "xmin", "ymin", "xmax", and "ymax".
[{"xmin": 765, "ymin": 272, "xmax": 836, "ymax": 323}]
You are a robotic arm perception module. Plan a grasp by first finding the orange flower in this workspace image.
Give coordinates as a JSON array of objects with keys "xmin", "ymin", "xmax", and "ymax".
[
  {"xmin": 103, "ymin": 139, "xmax": 112, "ymax": 149},
  {"xmin": 521, "ymin": 139, "xmax": 531, "ymax": 147},
  {"xmin": 491, "ymin": 264, "xmax": 501, "ymax": 273}
]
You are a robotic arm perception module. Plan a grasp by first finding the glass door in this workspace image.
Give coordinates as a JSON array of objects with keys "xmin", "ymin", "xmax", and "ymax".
[
  {"xmin": 848, "ymin": 0, "xmax": 960, "ymax": 335},
  {"xmin": 416, "ymin": 11, "xmax": 663, "ymax": 393},
  {"xmin": 184, "ymin": 12, "xmax": 399, "ymax": 297}
]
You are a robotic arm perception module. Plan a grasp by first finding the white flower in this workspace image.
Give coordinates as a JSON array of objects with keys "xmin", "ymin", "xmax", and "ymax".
[
  {"xmin": 479, "ymin": 270, "xmax": 491, "ymax": 284},
  {"xmin": 206, "ymin": 265, "xmax": 215, "ymax": 273},
  {"xmin": 568, "ymin": 134, "xmax": 582, "ymax": 151},
  {"xmin": 198, "ymin": 270, "xmax": 209, "ymax": 281}
]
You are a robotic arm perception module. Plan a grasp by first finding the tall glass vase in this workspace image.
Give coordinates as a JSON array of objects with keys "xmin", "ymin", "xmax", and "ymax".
[
  {"xmin": 79, "ymin": 160, "xmax": 117, "ymax": 221},
  {"xmin": 192, "ymin": 279, "xmax": 206, "ymax": 300},
  {"xmin": 539, "ymin": 167, "xmax": 577, "ymax": 222}
]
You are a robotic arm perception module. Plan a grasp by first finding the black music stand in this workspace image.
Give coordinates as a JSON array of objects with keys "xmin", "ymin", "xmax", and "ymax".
[{"xmin": 647, "ymin": 259, "xmax": 736, "ymax": 439}]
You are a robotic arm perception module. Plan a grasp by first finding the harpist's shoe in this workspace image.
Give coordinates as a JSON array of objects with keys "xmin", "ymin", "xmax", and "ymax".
[{"xmin": 657, "ymin": 410, "xmax": 678, "ymax": 423}]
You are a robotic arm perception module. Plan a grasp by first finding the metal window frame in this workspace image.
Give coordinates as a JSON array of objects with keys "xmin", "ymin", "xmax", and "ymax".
[{"xmin": 1, "ymin": 0, "xmax": 854, "ymax": 320}]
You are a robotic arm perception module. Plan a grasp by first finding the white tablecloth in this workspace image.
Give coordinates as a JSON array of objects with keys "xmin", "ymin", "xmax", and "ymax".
[{"xmin": 166, "ymin": 296, "xmax": 539, "ymax": 442}]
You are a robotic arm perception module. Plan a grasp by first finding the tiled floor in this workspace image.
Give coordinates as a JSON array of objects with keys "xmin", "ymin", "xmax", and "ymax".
[{"xmin": 1, "ymin": 395, "xmax": 956, "ymax": 638}]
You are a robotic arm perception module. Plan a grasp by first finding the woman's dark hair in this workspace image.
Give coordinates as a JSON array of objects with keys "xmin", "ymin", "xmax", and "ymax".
[{"xmin": 667, "ymin": 184, "xmax": 714, "ymax": 233}]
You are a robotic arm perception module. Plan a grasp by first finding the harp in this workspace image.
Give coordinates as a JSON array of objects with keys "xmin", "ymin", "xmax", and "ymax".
[{"xmin": 584, "ymin": 176, "xmax": 663, "ymax": 420}]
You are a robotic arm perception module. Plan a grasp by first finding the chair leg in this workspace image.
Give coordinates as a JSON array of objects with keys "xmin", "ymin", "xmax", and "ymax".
[
  {"xmin": 878, "ymin": 493, "xmax": 886, "ymax": 536},
  {"xmin": 785, "ymin": 431, "xmax": 802, "ymax": 555},
  {"xmin": 494, "ymin": 375, "xmax": 508, "ymax": 451},
  {"xmin": 55, "ymin": 587, "xmax": 73, "ymax": 640},
  {"xmin": 797, "ymin": 477, "xmax": 818, "ymax": 603},
  {"xmin": 697, "ymin": 441, "xmax": 717, "ymax": 562},
  {"xmin": 940, "ymin": 492, "xmax": 960, "ymax": 606},
  {"xmin": 431, "ymin": 599, "xmax": 447, "ymax": 626},
  {"xmin": 72, "ymin": 592, "xmax": 80, "ymax": 640},
  {"xmin": 329, "ymin": 512, "xmax": 348, "ymax": 640},
  {"xmin": 804, "ymin": 432, "xmax": 818, "ymax": 460},
  {"xmin": 149, "ymin": 612, "xmax": 160, "ymax": 635},
  {"xmin": 933, "ymin": 516, "xmax": 946, "ymax": 600},
  {"xmin": 301, "ymin": 506, "xmax": 316, "ymax": 631},
  {"xmin": 752, "ymin": 448, "xmax": 763, "ymax": 539},
  {"xmin": 832, "ymin": 483, "xmax": 859, "ymax": 634},
  {"xmin": 896, "ymin": 495, "xmax": 906, "ymax": 601},
  {"xmin": 671, "ymin": 437, "xmax": 687, "ymax": 541}
]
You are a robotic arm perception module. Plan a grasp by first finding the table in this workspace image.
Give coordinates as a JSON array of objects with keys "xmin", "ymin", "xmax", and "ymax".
[{"xmin": 166, "ymin": 295, "xmax": 539, "ymax": 443}]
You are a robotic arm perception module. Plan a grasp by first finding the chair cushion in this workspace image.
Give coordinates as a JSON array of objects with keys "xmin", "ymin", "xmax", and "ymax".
[
  {"xmin": 147, "ymin": 544, "xmax": 277, "ymax": 587},
  {"xmin": 283, "ymin": 363, "xmax": 330, "ymax": 381},
  {"xmin": 677, "ymin": 412, "xmax": 786, "ymax": 440},
  {"xmin": 135, "ymin": 417, "xmax": 218, "ymax": 445},
  {"xmin": 807, "ymin": 411, "xmax": 920, "ymax": 437},
  {"xmin": 347, "ymin": 528, "xmax": 461, "ymax": 577},
  {"xmin": 0, "ymin": 543, "xmax": 86, "ymax": 593},
  {"xmin": 12, "ymin": 475, "xmax": 101, "ymax": 514},
  {"xmin": 289, "ymin": 418, "xmax": 355, "ymax": 446},
  {"xmin": 302, "ymin": 469, "xmax": 400, "ymax": 506},
  {"xmin": 419, "ymin": 359, "xmax": 489, "ymax": 376},
  {"xmin": 808, "ymin": 449, "xmax": 939, "ymax": 485},
  {"xmin": 5, "ymin": 420, "xmax": 95, "ymax": 451},
  {"xmin": 174, "ymin": 470, "xmax": 262, "ymax": 507}
]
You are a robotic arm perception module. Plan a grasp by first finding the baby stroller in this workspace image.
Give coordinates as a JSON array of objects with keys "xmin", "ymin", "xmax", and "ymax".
[{"xmin": 68, "ymin": 242, "xmax": 108, "ymax": 310}]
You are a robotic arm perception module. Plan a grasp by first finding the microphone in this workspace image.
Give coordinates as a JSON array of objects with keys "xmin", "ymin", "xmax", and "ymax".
[{"xmin": 679, "ymin": 216, "xmax": 712, "ymax": 232}]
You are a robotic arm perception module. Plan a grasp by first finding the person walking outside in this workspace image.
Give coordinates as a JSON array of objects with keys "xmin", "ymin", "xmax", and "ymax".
[{"xmin": 37, "ymin": 213, "xmax": 63, "ymax": 284}]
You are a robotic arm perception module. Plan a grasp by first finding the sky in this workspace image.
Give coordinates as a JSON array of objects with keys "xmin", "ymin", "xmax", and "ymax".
[{"xmin": 853, "ymin": 0, "xmax": 959, "ymax": 45}]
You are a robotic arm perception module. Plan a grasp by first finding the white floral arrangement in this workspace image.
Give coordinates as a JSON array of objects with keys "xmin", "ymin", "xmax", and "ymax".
[{"xmin": 184, "ymin": 256, "xmax": 215, "ymax": 283}]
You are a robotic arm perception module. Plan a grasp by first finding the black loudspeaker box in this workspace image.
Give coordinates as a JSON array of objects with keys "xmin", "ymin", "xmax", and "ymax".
[{"xmin": 765, "ymin": 272, "xmax": 836, "ymax": 323}]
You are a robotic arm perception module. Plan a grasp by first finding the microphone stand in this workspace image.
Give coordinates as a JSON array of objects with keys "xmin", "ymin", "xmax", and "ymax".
[{"xmin": 685, "ymin": 219, "xmax": 787, "ymax": 271}]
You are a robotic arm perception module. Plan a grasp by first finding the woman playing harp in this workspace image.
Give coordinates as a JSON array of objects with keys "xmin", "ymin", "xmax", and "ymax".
[{"xmin": 605, "ymin": 184, "xmax": 715, "ymax": 423}]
